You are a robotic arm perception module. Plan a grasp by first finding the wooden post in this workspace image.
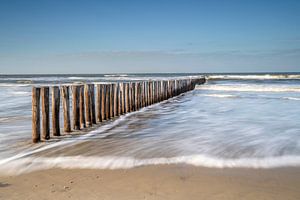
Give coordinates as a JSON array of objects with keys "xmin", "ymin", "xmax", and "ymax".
[
  {"xmin": 122, "ymin": 83, "xmax": 126, "ymax": 114},
  {"xmin": 143, "ymin": 82, "xmax": 146, "ymax": 107},
  {"xmin": 124, "ymin": 83, "xmax": 129, "ymax": 113},
  {"xmin": 52, "ymin": 86, "xmax": 61, "ymax": 136},
  {"xmin": 148, "ymin": 81, "xmax": 152, "ymax": 105},
  {"xmin": 32, "ymin": 87, "xmax": 41, "ymax": 143},
  {"xmin": 116, "ymin": 83, "xmax": 121, "ymax": 116},
  {"xmin": 113, "ymin": 83, "xmax": 119, "ymax": 117},
  {"xmin": 131, "ymin": 82, "xmax": 136, "ymax": 111},
  {"xmin": 160, "ymin": 81, "xmax": 164, "ymax": 101},
  {"xmin": 105, "ymin": 84, "xmax": 110, "ymax": 119},
  {"xmin": 171, "ymin": 80, "xmax": 175, "ymax": 97},
  {"xmin": 96, "ymin": 84, "xmax": 102, "ymax": 122},
  {"xmin": 118, "ymin": 83, "xmax": 123, "ymax": 115},
  {"xmin": 154, "ymin": 81, "xmax": 158, "ymax": 103},
  {"xmin": 84, "ymin": 84, "xmax": 91, "ymax": 127},
  {"xmin": 72, "ymin": 85, "xmax": 80, "ymax": 130},
  {"xmin": 61, "ymin": 86, "xmax": 71, "ymax": 133},
  {"xmin": 111, "ymin": 84, "xmax": 115, "ymax": 118},
  {"xmin": 101, "ymin": 84, "xmax": 106, "ymax": 121},
  {"xmin": 41, "ymin": 87, "xmax": 50, "ymax": 140},
  {"xmin": 144, "ymin": 82, "xmax": 147, "ymax": 106},
  {"xmin": 146, "ymin": 81, "xmax": 149, "ymax": 105},
  {"xmin": 139, "ymin": 82, "xmax": 142, "ymax": 108},
  {"xmin": 78, "ymin": 85, "xmax": 86, "ymax": 129},
  {"xmin": 129, "ymin": 82, "xmax": 133, "ymax": 112},
  {"xmin": 156, "ymin": 81, "xmax": 159, "ymax": 102},
  {"xmin": 135, "ymin": 82, "xmax": 139, "ymax": 110},
  {"xmin": 109, "ymin": 84, "xmax": 113, "ymax": 118},
  {"xmin": 90, "ymin": 84, "xmax": 96, "ymax": 124}
]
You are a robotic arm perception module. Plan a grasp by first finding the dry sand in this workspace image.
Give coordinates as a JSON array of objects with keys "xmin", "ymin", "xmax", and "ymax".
[{"xmin": 0, "ymin": 165, "xmax": 299, "ymax": 200}]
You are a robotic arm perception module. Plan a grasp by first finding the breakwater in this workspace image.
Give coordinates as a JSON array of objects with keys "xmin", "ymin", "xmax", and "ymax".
[{"xmin": 31, "ymin": 78, "xmax": 205, "ymax": 143}]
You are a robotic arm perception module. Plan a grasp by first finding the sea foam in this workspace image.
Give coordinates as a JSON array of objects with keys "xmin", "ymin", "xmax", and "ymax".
[
  {"xmin": 196, "ymin": 84, "xmax": 300, "ymax": 92},
  {"xmin": 1, "ymin": 155, "xmax": 300, "ymax": 175}
]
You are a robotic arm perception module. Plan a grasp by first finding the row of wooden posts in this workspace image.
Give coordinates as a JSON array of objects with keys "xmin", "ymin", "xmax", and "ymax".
[{"xmin": 32, "ymin": 78, "xmax": 205, "ymax": 143}]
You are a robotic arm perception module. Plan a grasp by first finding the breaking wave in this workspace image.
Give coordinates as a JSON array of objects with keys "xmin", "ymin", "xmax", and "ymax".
[
  {"xmin": 1, "ymin": 155, "xmax": 300, "ymax": 175},
  {"xmin": 282, "ymin": 97, "xmax": 300, "ymax": 101},
  {"xmin": 200, "ymin": 94, "xmax": 237, "ymax": 98},
  {"xmin": 207, "ymin": 74, "xmax": 300, "ymax": 80},
  {"xmin": 196, "ymin": 84, "xmax": 300, "ymax": 92}
]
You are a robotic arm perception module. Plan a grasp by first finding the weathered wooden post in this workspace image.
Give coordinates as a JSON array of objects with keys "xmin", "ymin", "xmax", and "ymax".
[
  {"xmin": 139, "ymin": 82, "xmax": 142, "ymax": 108},
  {"xmin": 118, "ymin": 82, "xmax": 123, "ymax": 115},
  {"xmin": 78, "ymin": 85, "xmax": 86, "ymax": 129},
  {"xmin": 113, "ymin": 83, "xmax": 119, "ymax": 117},
  {"xmin": 108, "ymin": 84, "xmax": 113, "ymax": 118},
  {"xmin": 61, "ymin": 86, "xmax": 71, "ymax": 133},
  {"xmin": 165, "ymin": 81, "xmax": 168, "ymax": 100},
  {"xmin": 72, "ymin": 85, "xmax": 80, "ymax": 130},
  {"xmin": 124, "ymin": 83, "xmax": 129, "ymax": 113},
  {"xmin": 160, "ymin": 81, "xmax": 164, "ymax": 101},
  {"xmin": 101, "ymin": 84, "xmax": 106, "ymax": 121},
  {"xmin": 135, "ymin": 82, "xmax": 140, "ymax": 110},
  {"xmin": 96, "ymin": 84, "xmax": 102, "ymax": 122},
  {"xmin": 156, "ymin": 81, "xmax": 161, "ymax": 102},
  {"xmin": 122, "ymin": 83, "xmax": 126, "ymax": 114},
  {"xmin": 52, "ymin": 86, "xmax": 61, "ymax": 136},
  {"xmin": 84, "ymin": 84, "xmax": 91, "ymax": 127},
  {"xmin": 172, "ymin": 80, "xmax": 176, "ymax": 97},
  {"xmin": 132, "ymin": 82, "xmax": 136, "ymax": 110},
  {"xmin": 105, "ymin": 84, "xmax": 110, "ymax": 119},
  {"xmin": 129, "ymin": 82, "xmax": 133, "ymax": 112},
  {"xmin": 41, "ymin": 87, "xmax": 50, "ymax": 140},
  {"xmin": 111, "ymin": 83, "xmax": 115, "ymax": 117},
  {"xmin": 154, "ymin": 81, "xmax": 158, "ymax": 103},
  {"xmin": 144, "ymin": 82, "xmax": 148, "ymax": 106},
  {"xmin": 140, "ymin": 82, "xmax": 144, "ymax": 108},
  {"xmin": 90, "ymin": 84, "xmax": 96, "ymax": 124},
  {"xmin": 117, "ymin": 83, "xmax": 121, "ymax": 116},
  {"xmin": 147, "ymin": 81, "xmax": 151, "ymax": 105},
  {"xmin": 148, "ymin": 81, "xmax": 152, "ymax": 105},
  {"xmin": 32, "ymin": 87, "xmax": 41, "ymax": 143}
]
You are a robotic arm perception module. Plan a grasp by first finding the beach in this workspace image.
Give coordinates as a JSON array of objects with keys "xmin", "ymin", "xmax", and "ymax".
[
  {"xmin": 1, "ymin": 165, "xmax": 300, "ymax": 200},
  {"xmin": 0, "ymin": 74, "xmax": 300, "ymax": 199}
]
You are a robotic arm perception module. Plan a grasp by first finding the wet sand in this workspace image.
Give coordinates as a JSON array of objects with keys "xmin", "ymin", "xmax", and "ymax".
[{"xmin": 1, "ymin": 165, "xmax": 299, "ymax": 200}]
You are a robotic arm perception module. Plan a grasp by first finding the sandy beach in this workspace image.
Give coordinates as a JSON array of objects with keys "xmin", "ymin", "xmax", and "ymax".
[{"xmin": 1, "ymin": 165, "xmax": 299, "ymax": 200}]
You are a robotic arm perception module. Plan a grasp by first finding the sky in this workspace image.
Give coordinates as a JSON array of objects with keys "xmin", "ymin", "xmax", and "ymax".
[{"xmin": 0, "ymin": 0, "xmax": 299, "ymax": 74}]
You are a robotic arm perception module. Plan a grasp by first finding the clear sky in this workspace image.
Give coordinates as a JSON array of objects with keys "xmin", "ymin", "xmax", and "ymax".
[{"xmin": 0, "ymin": 0, "xmax": 299, "ymax": 74}]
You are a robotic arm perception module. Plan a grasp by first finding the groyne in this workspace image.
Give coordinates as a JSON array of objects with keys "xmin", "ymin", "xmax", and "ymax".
[{"xmin": 32, "ymin": 78, "xmax": 205, "ymax": 143}]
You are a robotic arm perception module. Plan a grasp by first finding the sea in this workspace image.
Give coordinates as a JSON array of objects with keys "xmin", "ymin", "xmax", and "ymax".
[{"xmin": 0, "ymin": 73, "xmax": 300, "ymax": 175}]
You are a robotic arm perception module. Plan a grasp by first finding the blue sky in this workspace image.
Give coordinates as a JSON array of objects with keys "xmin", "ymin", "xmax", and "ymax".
[{"xmin": 0, "ymin": 0, "xmax": 299, "ymax": 74}]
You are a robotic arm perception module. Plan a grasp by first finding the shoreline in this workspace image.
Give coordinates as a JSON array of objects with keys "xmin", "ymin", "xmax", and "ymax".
[{"xmin": 1, "ymin": 165, "xmax": 299, "ymax": 200}]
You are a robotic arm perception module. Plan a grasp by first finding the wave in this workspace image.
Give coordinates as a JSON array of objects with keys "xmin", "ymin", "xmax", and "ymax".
[
  {"xmin": 0, "ymin": 83, "xmax": 30, "ymax": 87},
  {"xmin": 9, "ymin": 91, "xmax": 31, "ymax": 96},
  {"xmin": 207, "ymin": 74, "xmax": 300, "ymax": 80},
  {"xmin": 0, "ymin": 115, "xmax": 31, "ymax": 123},
  {"xmin": 104, "ymin": 74, "xmax": 129, "ymax": 77},
  {"xmin": 200, "ymin": 94, "xmax": 237, "ymax": 98},
  {"xmin": 196, "ymin": 84, "xmax": 300, "ymax": 92},
  {"xmin": 282, "ymin": 97, "xmax": 300, "ymax": 101},
  {"xmin": 1, "ymin": 155, "xmax": 300, "ymax": 175}
]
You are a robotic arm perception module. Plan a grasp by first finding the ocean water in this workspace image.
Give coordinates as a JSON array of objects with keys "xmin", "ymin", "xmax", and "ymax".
[{"xmin": 0, "ymin": 73, "xmax": 300, "ymax": 174}]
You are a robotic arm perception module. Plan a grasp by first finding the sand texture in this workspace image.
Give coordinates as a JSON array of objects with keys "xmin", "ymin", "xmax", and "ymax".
[{"xmin": 0, "ymin": 165, "xmax": 300, "ymax": 200}]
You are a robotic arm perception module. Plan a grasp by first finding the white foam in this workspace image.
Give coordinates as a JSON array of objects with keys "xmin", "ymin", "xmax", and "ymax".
[
  {"xmin": 207, "ymin": 74, "xmax": 300, "ymax": 80},
  {"xmin": 104, "ymin": 74, "xmax": 129, "ymax": 77},
  {"xmin": 1, "ymin": 155, "xmax": 300, "ymax": 175},
  {"xmin": 196, "ymin": 84, "xmax": 300, "ymax": 92},
  {"xmin": 9, "ymin": 91, "xmax": 31, "ymax": 96},
  {"xmin": 200, "ymin": 94, "xmax": 237, "ymax": 98},
  {"xmin": 282, "ymin": 97, "xmax": 300, "ymax": 101}
]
